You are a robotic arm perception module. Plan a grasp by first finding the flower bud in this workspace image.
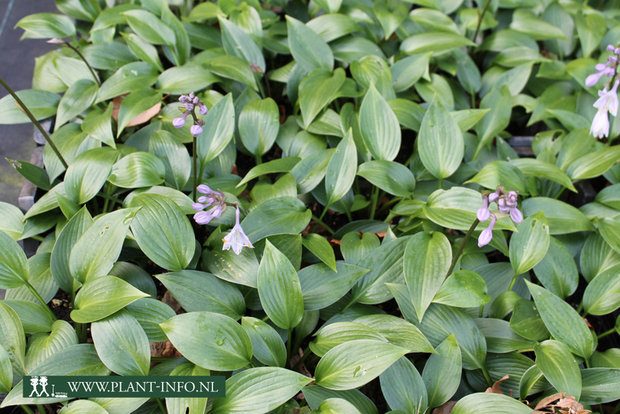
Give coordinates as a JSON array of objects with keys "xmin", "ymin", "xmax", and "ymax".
[
  {"xmin": 172, "ymin": 117, "xmax": 186, "ymax": 128},
  {"xmin": 190, "ymin": 124, "xmax": 203, "ymax": 137}
]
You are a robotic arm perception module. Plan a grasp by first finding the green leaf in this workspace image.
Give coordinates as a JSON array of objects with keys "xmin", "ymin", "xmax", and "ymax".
[
  {"xmin": 567, "ymin": 146, "xmax": 620, "ymax": 180},
  {"xmin": 310, "ymin": 322, "xmax": 386, "ymax": 357},
  {"xmin": 82, "ymin": 105, "xmax": 115, "ymax": 148},
  {"xmin": 124, "ymin": 33, "xmax": 163, "ymax": 72},
  {"xmin": 0, "ymin": 231, "xmax": 29, "ymax": 289},
  {"xmin": 125, "ymin": 297, "xmax": 175, "ymax": 342},
  {"xmin": 69, "ymin": 209, "xmax": 135, "ymax": 284},
  {"xmin": 0, "ymin": 89, "xmax": 60, "ymax": 124},
  {"xmin": 96, "ymin": 62, "xmax": 158, "ymax": 103},
  {"xmin": 303, "ymin": 385, "xmax": 378, "ymax": 413},
  {"xmin": 576, "ymin": 13, "xmax": 606, "ymax": 58},
  {"xmin": 599, "ymin": 218, "xmax": 620, "ymax": 255},
  {"xmin": 15, "ymin": 13, "xmax": 75, "ymax": 39},
  {"xmin": 583, "ymin": 264, "xmax": 620, "ymax": 316},
  {"xmin": 299, "ymin": 68, "xmax": 346, "ymax": 128},
  {"xmin": 404, "ymin": 232, "xmax": 452, "ymax": 322},
  {"xmin": 205, "ymin": 245, "xmax": 259, "ymax": 288},
  {"xmin": 533, "ymin": 237, "xmax": 579, "ymax": 299},
  {"xmin": 511, "ymin": 9, "xmax": 567, "ymax": 40},
  {"xmin": 581, "ymin": 368, "xmax": 620, "ymax": 405},
  {"xmin": 307, "ymin": 13, "xmax": 360, "ymax": 42},
  {"xmin": 354, "ymin": 314, "xmax": 434, "ymax": 353},
  {"xmin": 55, "ymin": 0, "xmax": 100, "ymax": 22},
  {"xmin": 325, "ymin": 130, "xmax": 357, "ymax": 207},
  {"xmin": 108, "ymin": 152, "xmax": 165, "ymax": 188},
  {"xmin": 286, "ymin": 16, "xmax": 334, "ymax": 72},
  {"xmin": 418, "ymin": 98, "xmax": 464, "ymax": 179},
  {"xmin": 91, "ymin": 309, "xmax": 150, "ymax": 376},
  {"xmin": 509, "ymin": 216, "xmax": 551, "ymax": 275},
  {"xmin": 535, "ymin": 340, "xmax": 581, "ymax": 399},
  {"xmin": 160, "ymin": 311, "xmax": 252, "ymax": 371},
  {"xmin": 241, "ymin": 317, "xmax": 287, "ymax": 367},
  {"xmin": 580, "ymin": 233, "xmax": 620, "ymax": 282},
  {"xmin": 400, "ymin": 32, "xmax": 475, "ymax": 54},
  {"xmin": 467, "ymin": 161, "xmax": 526, "ymax": 194},
  {"xmin": 315, "ymin": 339, "xmax": 408, "ymax": 391},
  {"xmin": 55, "ymin": 79, "xmax": 98, "ymax": 129},
  {"xmin": 81, "ymin": 41, "xmax": 135, "ymax": 71},
  {"xmin": 241, "ymin": 197, "xmax": 311, "ymax": 243},
  {"xmin": 204, "ymin": 55, "xmax": 257, "ymax": 90},
  {"xmin": 71, "ymin": 276, "xmax": 149, "ymax": 323},
  {"xmin": 302, "ymin": 234, "xmax": 337, "ymax": 271},
  {"xmin": 156, "ymin": 270, "xmax": 245, "ymax": 320},
  {"xmin": 0, "ymin": 302, "xmax": 26, "ymax": 379},
  {"xmin": 451, "ymin": 393, "xmax": 532, "ymax": 414},
  {"xmin": 211, "ymin": 367, "xmax": 312, "ymax": 414},
  {"xmin": 510, "ymin": 299, "xmax": 550, "ymax": 342},
  {"xmin": 156, "ymin": 64, "xmax": 217, "ymax": 94},
  {"xmin": 474, "ymin": 85, "xmax": 512, "ymax": 159},
  {"xmin": 526, "ymin": 281, "xmax": 594, "ymax": 359},
  {"xmin": 510, "ymin": 158, "xmax": 576, "ymax": 193},
  {"xmin": 0, "ymin": 345, "xmax": 12, "ymax": 393},
  {"xmin": 299, "ymin": 262, "xmax": 368, "ymax": 310},
  {"xmin": 123, "ymin": 9, "xmax": 175, "ymax": 45},
  {"xmin": 434, "ymin": 270, "xmax": 491, "ymax": 308},
  {"xmin": 219, "ymin": 18, "xmax": 265, "ymax": 72},
  {"xmin": 380, "ymin": 357, "xmax": 427, "ymax": 414},
  {"xmin": 199, "ymin": 93, "xmax": 235, "ymax": 165},
  {"xmin": 117, "ymin": 89, "xmax": 162, "ymax": 135},
  {"xmin": 3, "ymin": 300, "xmax": 54, "ymax": 334},
  {"xmin": 357, "ymin": 160, "xmax": 415, "ymax": 197},
  {"xmin": 237, "ymin": 157, "xmax": 300, "ymax": 187},
  {"xmin": 128, "ymin": 194, "xmax": 195, "ymax": 271},
  {"xmin": 64, "ymin": 147, "xmax": 117, "ymax": 204},
  {"xmin": 149, "ymin": 130, "xmax": 190, "ymax": 190},
  {"xmin": 58, "ymin": 400, "xmax": 108, "ymax": 414},
  {"xmin": 257, "ymin": 241, "xmax": 304, "ymax": 329},
  {"xmin": 359, "ymin": 85, "xmax": 401, "ymax": 162},
  {"xmin": 422, "ymin": 335, "xmax": 462, "ymax": 409},
  {"xmin": 521, "ymin": 197, "xmax": 594, "ymax": 234},
  {"xmin": 475, "ymin": 318, "xmax": 534, "ymax": 353},
  {"xmin": 239, "ymin": 98, "xmax": 280, "ymax": 157}
]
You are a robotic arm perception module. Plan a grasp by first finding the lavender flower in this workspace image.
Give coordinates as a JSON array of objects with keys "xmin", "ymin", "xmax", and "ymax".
[
  {"xmin": 590, "ymin": 80, "xmax": 619, "ymax": 139},
  {"xmin": 222, "ymin": 206, "xmax": 253, "ymax": 255},
  {"xmin": 477, "ymin": 188, "xmax": 523, "ymax": 247},
  {"xmin": 478, "ymin": 214, "xmax": 496, "ymax": 247},
  {"xmin": 192, "ymin": 185, "xmax": 226, "ymax": 225},
  {"xmin": 477, "ymin": 195, "xmax": 490, "ymax": 222},
  {"xmin": 190, "ymin": 124, "xmax": 203, "ymax": 137},
  {"xmin": 172, "ymin": 93, "xmax": 208, "ymax": 134}
]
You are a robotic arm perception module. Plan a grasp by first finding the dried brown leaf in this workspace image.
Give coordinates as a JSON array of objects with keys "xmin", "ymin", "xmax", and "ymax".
[
  {"xmin": 112, "ymin": 95, "xmax": 161, "ymax": 127},
  {"xmin": 432, "ymin": 401, "xmax": 456, "ymax": 414},
  {"xmin": 485, "ymin": 374, "xmax": 510, "ymax": 394},
  {"xmin": 535, "ymin": 392, "xmax": 565, "ymax": 410}
]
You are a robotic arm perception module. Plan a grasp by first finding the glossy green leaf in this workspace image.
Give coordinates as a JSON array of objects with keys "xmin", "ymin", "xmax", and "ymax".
[
  {"xmin": 354, "ymin": 314, "xmax": 434, "ymax": 353},
  {"xmin": 128, "ymin": 194, "xmax": 195, "ymax": 271},
  {"xmin": 237, "ymin": 157, "xmax": 300, "ymax": 187},
  {"xmin": 241, "ymin": 317, "xmax": 287, "ymax": 367},
  {"xmin": 299, "ymin": 262, "xmax": 368, "ymax": 310},
  {"xmin": 510, "ymin": 8, "xmax": 567, "ymax": 40},
  {"xmin": 71, "ymin": 276, "xmax": 148, "ymax": 323},
  {"xmin": 567, "ymin": 146, "xmax": 620, "ymax": 180},
  {"xmin": 380, "ymin": 357, "xmax": 427, "ymax": 414},
  {"xmin": 521, "ymin": 197, "xmax": 594, "ymax": 235},
  {"xmin": 219, "ymin": 18, "xmax": 265, "ymax": 72},
  {"xmin": 299, "ymin": 68, "xmax": 345, "ymax": 128},
  {"xmin": 239, "ymin": 98, "xmax": 280, "ymax": 157},
  {"xmin": 475, "ymin": 318, "xmax": 534, "ymax": 353},
  {"xmin": 204, "ymin": 55, "xmax": 257, "ymax": 90},
  {"xmin": 311, "ymin": 322, "xmax": 387, "ymax": 357},
  {"xmin": 404, "ymin": 232, "xmax": 452, "ymax": 322},
  {"xmin": 3, "ymin": 300, "xmax": 54, "ymax": 334},
  {"xmin": 580, "ymin": 233, "xmax": 620, "ymax": 282},
  {"xmin": 241, "ymin": 196, "xmax": 311, "ymax": 243},
  {"xmin": 474, "ymin": 85, "xmax": 512, "ymax": 159},
  {"xmin": 510, "ymin": 216, "xmax": 551, "ymax": 275},
  {"xmin": 0, "ymin": 89, "xmax": 60, "ymax": 124},
  {"xmin": 91, "ymin": 309, "xmax": 150, "ymax": 376},
  {"xmin": 69, "ymin": 209, "xmax": 135, "ymax": 284},
  {"xmin": 510, "ymin": 158, "xmax": 576, "ymax": 193},
  {"xmin": 533, "ymin": 237, "xmax": 579, "ymax": 299},
  {"xmin": 583, "ymin": 264, "xmax": 620, "ymax": 316},
  {"xmin": 526, "ymin": 281, "xmax": 594, "ymax": 359},
  {"xmin": 199, "ymin": 93, "xmax": 235, "ymax": 165},
  {"xmin": 359, "ymin": 85, "xmax": 401, "ymax": 162},
  {"xmin": 156, "ymin": 64, "xmax": 217, "ymax": 94},
  {"xmin": 124, "ymin": 33, "xmax": 163, "ymax": 71},
  {"xmin": 400, "ymin": 32, "xmax": 475, "ymax": 54},
  {"xmin": 315, "ymin": 339, "xmax": 408, "ymax": 390},
  {"xmin": 451, "ymin": 393, "xmax": 532, "ymax": 414},
  {"xmin": 510, "ymin": 299, "xmax": 550, "ymax": 342},
  {"xmin": 211, "ymin": 367, "xmax": 312, "ymax": 414},
  {"xmin": 434, "ymin": 270, "xmax": 491, "ymax": 308},
  {"xmin": 160, "ymin": 311, "xmax": 252, "ymax": 371},
  {"xmin": 307, "ymin": 13, "xmax": 359, "ymax": 42},
  {"xmin": 156, "ymin": 270, "xmax": 245, "ymax": 320},
  {"xmin": 581, "ymin": 368, "xmax": 620, "ymax": 405},
  {"xmin": 0, "ymin": 231, "xmax": 29, "ymax": 289},
  {"xmin": 149, "ymin": 129, "xmax": 190, "ymax": 190},
  {"xmin": 357, "ymin": 160, "xmax": 415, "ymax": 197},
  {"xmin": 117, "ymin": 88, "xmax": 161, "ymax": 135},
  {"xmin": 125, "ymin": 298, "xmax": 175, "ymax": 342},
  {"xmin": 535, "ymin": 340, "xmax": 581, "ymax": 399},
  {"xmin": 205, "ymin": 243, "xmax": 259, "ymax": 288},
  {"xmin": 467, "ymin": 161, "xmax": 526, "ymax": 194},
  {"xmin": 418, "ymin": 98, "xmax": 464, "ymax": 179},
  {"xmin": 598, "ymin": 218, "xmax": 620, "ymax": 255},
  {"xmin": 15, "ymin": 13, "xmax": 75, "ymax": 39},
  {"xmin": 303, "ymin": 385, "xmax": 378, "ymax": 413},
  {"xmin": 64, "ymin": 147, "xmax": 117, "ymax": 204},
  {"xmin": 257, "ymin": 241, "xmax": 304, "ymax": 329},
  {"xmin": 55, "ymin": 79, "xmax": 98, "ymax": 129},
  {"xmin": 325, "ymin": 130, "xmax": 357, "ymax": 207},
  {"xmin": 123, "ymin": 9, "xmax": 174, "ymax": 45},
  {"xmin": 108, "ymin": 152, "xmax": 165, "ymax": 188},
  {"xmin": 0, "ymin": 345, "xmax": 12, "ymax": 393},
  {"xmin": 421, "ymin": 335, "xmax": 461, "ymax": 409},
  {"xmin": 0, "ymin": 302, "xmax": 26, "ymax": 379},
  {"xmin": 81, "ymin": 105, "xmax": 115, "ymax": 148},
  {"xmin": 302, "ymin": 234, "xmax": 337, "ymax": 271},
  {"xmin": 96, "ymin": 62, "xmax": 158, "ymax": 103},
  {"xmin": 286, "ymin": 16, "xmax": 333, "ymax": 72}
]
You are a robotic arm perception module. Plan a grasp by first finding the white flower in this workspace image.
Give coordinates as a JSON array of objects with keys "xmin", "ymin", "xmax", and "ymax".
[
  {"xmin": 590, "ymin": 80, "xmax": 619, "ymax": 138},
  {"xmin": 222, "ymin": 206, "xmax": 253, "ymax": 255}
]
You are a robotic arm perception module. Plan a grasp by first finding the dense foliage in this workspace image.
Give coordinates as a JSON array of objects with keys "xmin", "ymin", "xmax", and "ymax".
[{"xmin": 0, "ymin": 0, "xmax": 620, "ymax": 413}]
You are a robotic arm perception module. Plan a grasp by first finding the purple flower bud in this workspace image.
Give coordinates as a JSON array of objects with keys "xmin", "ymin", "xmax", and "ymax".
[
  {"xmin": 172, "ymin": 116, "xmax": 186, "ymax": 128},
  {"xmin": 497, "ymin": 198, "xmax": 510, "ymax": 213},
  {"xmin": 184, "ymin": 103, "xmax": 194, "ymax": 111},
  {"xmin": 190, "ymin": 124, "xmax": 203, "ymax": 137},
  {"xmin": 505, "ymin": 190, "xmax": 518, "ymax": 207},
  {"xmin": 596, "ymin": 63, "xmax": 607, "ymax": 71},
  {"xmin": 510, "ymin": 207, "xmax": 523, "ymax": 224},
  {"xmin": 607, "ymin": 44, "xmax": 615, "ymax": 52},
  {"xmin": 477, "ymin": 195, "xmax": 490, "ymax": 222},
  {"xmin": 478, "ymin": 215, "xmax": 496, "ymax": 247},
  {"xmin": 585, "ymin": 72, "xmax": 604, "ymax": 87},
  {"xmin": 615, "ymin": 47, "xmax": 620, "ymax": 55},
  {"xmin": 192, "ymin": 202, "xmax": 205, "ymax": 211},
  {"xmin": 193, "ymin": 204, "xmax": 224, "ymax": 225},
  {"xmin": 189, "ymin": 92, "xmax": 195, "ymax": 100},
  {"xmin": 197, "ymin": 184, "xmax": 214, "ymax": 194},
  {"xmin": 605, "ymin": 67, "xmax": 616, "ymax": 77},
  {"xmin": 199, "ymin": 104, "xmax": 208, "ymax": 115},
  {"xmin": 192, "ymin": 96, "xmax": 199, "ymax": 104},
  {"xmin": 179, "ymin": 95, "xmax": 189, "ymax": 103},
  {"xmin": 488, "ymin": 189, "xmax": 501, "ymax": 203},
  {"xmin": 610, "ymin": 56, "xmax": 618, "ymax": 63}
]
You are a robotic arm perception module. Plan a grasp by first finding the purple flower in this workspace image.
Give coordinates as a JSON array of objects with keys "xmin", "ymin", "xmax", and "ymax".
[
  {"xmin": 190, "ymin": 124, "xmax": 203, "ymax": 137},
  {"xmin": 199, "ymin": 104, "xmax": 208, "ymax": 115},
  {"xmin": 192, "ymin": 185, "xmax": 226, "ymax": 225},
  {"xmin": 222, "ymin": 206, "xmax": 253, "ymax": 255},
  {"xmin": 510, "ymin": 207, "xmax": 523, "ymax": 224},
  {"xmin": 477, "ymin": 195, "xmax": 490, "ymax": 222},
  {"xmin": 193, "ymin": 203, "xmax": 225, "ymax": 224},
  {"xmin": 172, "ymin": 115, "xmax": 187, "ymax": 128},
  {"xmin": 590, "ymin": 80, "xmax": 620, "ymax": 138},
  {"xmin": 478, "ymin": 214, "xmax": 496, "ymax": 247}
]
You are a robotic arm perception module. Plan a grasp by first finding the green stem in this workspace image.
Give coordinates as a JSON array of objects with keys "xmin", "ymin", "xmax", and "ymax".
[
  {"xmin": 156, "ymin": 398, "xmax": 166, "ymax": 414},
  {"xmin": 446, "ymin": 218, "xmax": 480, "ymax": 278},
  {"xmin": 369, "ymin": 187, "xmax": 380, "ymax": 220},
  {"xmin": 255, "ymin": 154, "xmax": 262, "ymax": 165},
  {"xmin": 102, "ymin": 184, "xmax": 112, "ymax": 213},
  {"xmin": 24, "ymin": 281, "xmax": 56, "ymax": 321},
  {"xmin": 481, "ymin": 366, "xmax": 492, "ymax": 386},
  {"xmin": 37, "ymin": 405, "xmax": 45, "ymax": 414},
  {"xmin": 472, "ymin": 0, "xmax": 493, "ymax": 44},
  {"xmin": 192, "ymin": 135, "xmax": 198, "ymax": 201},
  {"xmin": 30, "ymin": 235, "xmax": 45, "ymax": 242},
  {"xmin": 0, "ymin": 77, "xmax": 68, "ymax": 168},
  {"xmin": 438, "ymin": 178, "xmax": 444, "ymax": 189},
  {"xmin": 598, "ymin": 327, "xmax": 616, "ymax": 339},
  {"xmin": 63, "ymin": 41, "xmax": 101, "ymax": 86},
  {"xmin": 287, "ymin": 329, "xmax": 293, "ymax": 367},
  {"xmin": 508, "ymin": 271, "xmax": 518, "ymax": 291},
  {"xmin": 319, "ymin": 204, "xmax": 329, "ymax": 221},
  {"xmin": 21, "ymin": 405, "xmax": 35, "ymax": 414},
  {"xmin": 577, "ymin": 302, "xmax": 584, "ymax": 315},
  {"xmin": 76, "ymin": 322, "xmax": 87, "ymax": 343},
  {"xmin": 312, "ymin": 214, "xmax": 335, "ymax": 235}
]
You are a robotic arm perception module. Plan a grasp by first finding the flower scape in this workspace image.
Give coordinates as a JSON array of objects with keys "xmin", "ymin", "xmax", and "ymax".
[{"xmin": 0, "ymin": 1, "xmax": 619, "ymax": 414}]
